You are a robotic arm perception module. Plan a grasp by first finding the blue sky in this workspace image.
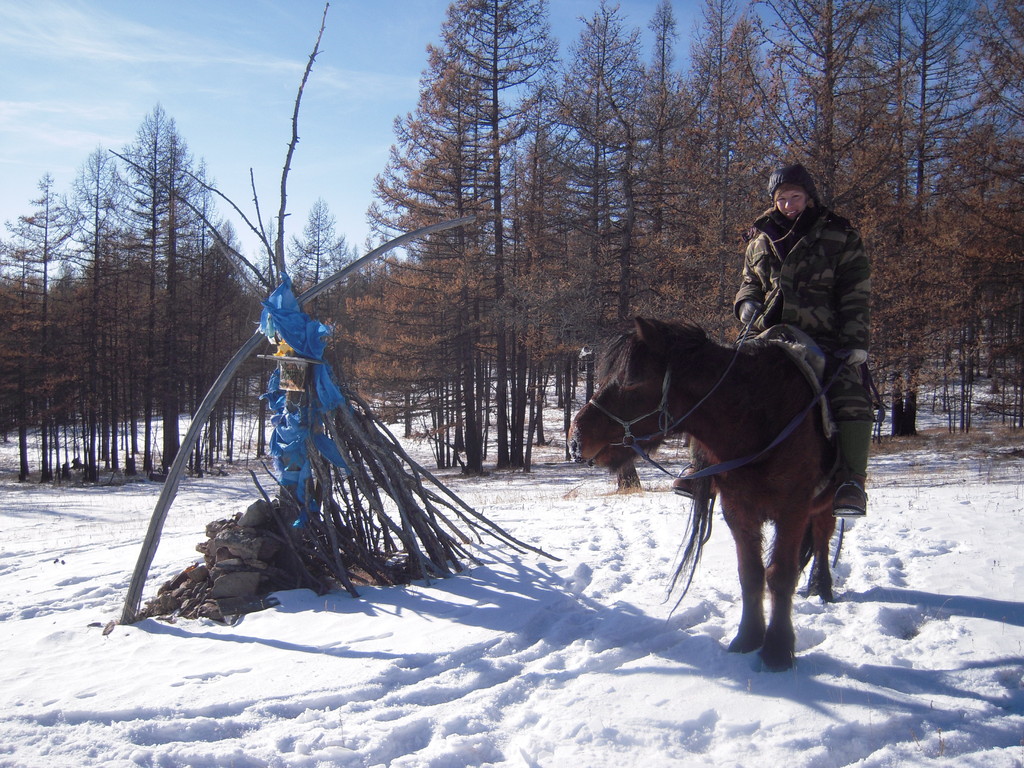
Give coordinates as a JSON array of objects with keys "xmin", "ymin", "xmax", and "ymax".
[{"xmin": 1, "ymin": 0, "xmax": 699, "ymax": 260}]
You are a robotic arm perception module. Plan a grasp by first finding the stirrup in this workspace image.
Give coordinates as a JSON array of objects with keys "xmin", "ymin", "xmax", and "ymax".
[
  {"xmin": 672, "ymin": 465, "xmax": 696, "ymax": 499},
  {"xmin": 833, "ymin": 480, "xmax": 867, "ymax": 517}
]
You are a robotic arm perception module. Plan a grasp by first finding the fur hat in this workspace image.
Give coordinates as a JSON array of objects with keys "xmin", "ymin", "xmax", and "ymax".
[{"xmin": 767, "ymin": 163, "xmax": 819, "ymax": 203}]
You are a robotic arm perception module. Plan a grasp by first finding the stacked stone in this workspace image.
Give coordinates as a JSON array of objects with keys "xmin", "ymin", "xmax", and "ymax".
[{"xmin": 139, "ymin": 500, "xmax": 292, "ymax": 622}]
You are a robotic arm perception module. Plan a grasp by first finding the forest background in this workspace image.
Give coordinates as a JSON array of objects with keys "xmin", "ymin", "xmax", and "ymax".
[{"xmin": 1, "ymin": 0, "xmax": 1022, "ymax": 484}]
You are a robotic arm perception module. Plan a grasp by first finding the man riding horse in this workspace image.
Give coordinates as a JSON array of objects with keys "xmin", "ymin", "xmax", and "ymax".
[{"xmin": 674, "ymin": 163, "xmax": 873, "ymax": 517}]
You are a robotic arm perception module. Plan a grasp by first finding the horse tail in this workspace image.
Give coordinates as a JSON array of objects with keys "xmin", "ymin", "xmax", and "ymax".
[
  {"xmin": 799, "ymin": 522, "xmax": 814, "ymax": 571},
  {"xmin": 669, "ymin": 473, "xmax": 715, "ymax": 607}
]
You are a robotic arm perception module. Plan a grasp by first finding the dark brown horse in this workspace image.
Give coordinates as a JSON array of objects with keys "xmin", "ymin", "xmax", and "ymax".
[{"xmin": 568, "ymin": 318, "xmax": 838, "ymax": 671}]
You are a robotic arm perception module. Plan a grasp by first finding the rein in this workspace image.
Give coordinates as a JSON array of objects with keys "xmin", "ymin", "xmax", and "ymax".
[
  {"xmin": 589, "ymin": 326, "xmax": 844, "ymax": 483},
  {"xmin": 659, "ymin": 363, "xmax": 843, "ymax": 483}
]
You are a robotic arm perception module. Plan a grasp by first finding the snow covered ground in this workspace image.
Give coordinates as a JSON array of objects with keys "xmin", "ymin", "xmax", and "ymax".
[{"xmin": 2, "ymin": 427, "xmax": 1024, "ymax": 767}]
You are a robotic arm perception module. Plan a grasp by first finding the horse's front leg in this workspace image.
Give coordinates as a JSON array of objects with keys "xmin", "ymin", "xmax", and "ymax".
[
  {"xmin": 761, "ymin": 518, "xmax": 806, "ymax": 671},
  {"xmin": 726, "ymin": 522, "xmax": 766, "ymax": 655}
]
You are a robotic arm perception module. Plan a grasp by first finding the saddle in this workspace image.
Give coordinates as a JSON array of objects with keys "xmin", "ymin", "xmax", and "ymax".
[{"xmin": 751, "ymin": 325, "xmax": 835, "ymax": 439}]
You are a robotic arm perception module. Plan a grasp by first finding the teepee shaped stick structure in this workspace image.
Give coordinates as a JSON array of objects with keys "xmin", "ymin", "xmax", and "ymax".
[{"xmin": 120, "ymin": 218, "xmax": 554, "ymax": 624}]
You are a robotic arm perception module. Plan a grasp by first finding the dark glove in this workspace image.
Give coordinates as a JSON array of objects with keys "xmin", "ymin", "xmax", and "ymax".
[{"xmin": 738, "ymin": 300, "xmax": 763, "ymax": 325}]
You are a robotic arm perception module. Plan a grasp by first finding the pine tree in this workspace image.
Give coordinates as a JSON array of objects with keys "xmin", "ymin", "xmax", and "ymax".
[
  {"xmin": 872, "ymin": 0, "xmax": 978, "ymax": 433},
  {"xmin": 667, "ymin": 0, "xmax": 768, "ymax": 324},
  {"xmin": 69, "ymin": 148, "xmax": 129, "ymax": 473},
  {"xmin": 446, "ymin": 0, "xmax": 557, "ymax": 469},
  {"xmin": 121, "ymin": 105, "xmax": 201, "ymax": 474},
  {"xmin": 755, "ymin": 0, "xmax": 889, "ymax": 199},
  {"xmin": 958, "ymin": 0, "xmax": 1024, "ymax": 426},
  {"xmin": 288, "ymin": 198, "xmax": 353, "ymax": 291},
  {"xmin": 559, "ymin": 0, "xmax": 646, "ymax": 324},
  {"xmin": 5, "ymin": 174, "xmax": 70, "ymax": 481},
  {"xmin": 371, "ymin": 0, "xmax": 555, "ymax": 473}
]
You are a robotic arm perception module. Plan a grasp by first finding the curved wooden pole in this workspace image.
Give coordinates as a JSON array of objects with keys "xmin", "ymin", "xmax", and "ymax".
[
  {"xmin": 120, "ymin": 216, "xmax": 475, "ymax": 624},
  {"xmin": 297, "ymin": 216, "xmax": 475, "ymax": 305}
]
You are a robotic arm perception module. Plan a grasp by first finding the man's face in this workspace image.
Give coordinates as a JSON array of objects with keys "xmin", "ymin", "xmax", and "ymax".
[{"xmin": 774, "ymin": 186, "xmax": 810, "ymax": 219}]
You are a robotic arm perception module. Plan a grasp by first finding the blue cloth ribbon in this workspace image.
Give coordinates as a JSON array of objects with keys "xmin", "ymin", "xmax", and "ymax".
[{"xmin": 260, "ymin": 274, "xmax": 349, "ymax": 525}]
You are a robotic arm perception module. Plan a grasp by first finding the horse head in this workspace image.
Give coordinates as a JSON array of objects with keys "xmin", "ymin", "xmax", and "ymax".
[{"xmin": 569, "ymin": 318, "xmax": 696, "ymax": 471}]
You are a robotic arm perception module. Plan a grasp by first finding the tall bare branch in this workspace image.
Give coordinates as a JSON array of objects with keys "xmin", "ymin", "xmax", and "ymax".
[{"xmin": 275, "ymin": 2, "xmax": 329, "ymax": 280}]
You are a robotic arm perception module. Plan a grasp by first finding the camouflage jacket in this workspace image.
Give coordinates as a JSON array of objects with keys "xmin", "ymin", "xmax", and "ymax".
[{"xmin": 734, "ymin": 206, "xmax": 870, "ymax": 353}]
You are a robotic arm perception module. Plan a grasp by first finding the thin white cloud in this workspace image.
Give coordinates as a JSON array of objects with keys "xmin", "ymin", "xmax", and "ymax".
[
  {"xmin": 0, "ymin": 100, "xmax": 133, "ymax": 188},
  {"xmin": 311, "ymin": 62, "xmax": 420, "ymax": 101},
  {"xmin": 0, "ymin": 1, "xmax": 299, "ymax": 73},
  {"xmin": 0, "ymin": 99, "xmax": 128, "ymax": 125}
]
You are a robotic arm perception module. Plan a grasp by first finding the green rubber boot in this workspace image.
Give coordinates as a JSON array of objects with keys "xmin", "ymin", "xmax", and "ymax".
[{"xmin": 834, "ymin": 420, "xmax": 873, "ymax": 517}]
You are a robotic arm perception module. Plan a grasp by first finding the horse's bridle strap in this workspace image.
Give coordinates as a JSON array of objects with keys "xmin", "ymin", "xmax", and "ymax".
[{"xmin": 586, "ymin": 368, "xmax": 672, "ymax": 447}]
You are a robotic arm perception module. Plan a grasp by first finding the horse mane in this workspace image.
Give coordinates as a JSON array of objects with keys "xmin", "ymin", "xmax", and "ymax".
[
  {"xmin": 597, "ymin": 332, "xmax": 643, "ymax": 385},
  {"xmin": 599, "ymin": 320, "xmax": 713, "ymax": 386}
]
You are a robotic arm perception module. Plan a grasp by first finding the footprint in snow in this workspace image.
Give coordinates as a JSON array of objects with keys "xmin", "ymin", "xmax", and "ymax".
[{"xmin": 877, "ymin": 606, "xmax": 925, "ymax": 640}]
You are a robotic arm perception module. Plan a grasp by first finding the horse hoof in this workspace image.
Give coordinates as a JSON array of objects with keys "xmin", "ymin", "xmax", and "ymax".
[
  {"xmin": 728, "ymin": 634, "xmax": 764, "ymax": 655},
  {"xmin": 802, "ymin": 585, "xmax": 835, "ymax": 603}
]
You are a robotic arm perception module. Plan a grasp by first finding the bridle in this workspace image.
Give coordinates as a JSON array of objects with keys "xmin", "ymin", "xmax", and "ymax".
[
  {"xmin": 585, "ymin": 368, "xmax": 673, "ymax": 448},
  {"xmin": 586, "ymin": 335, "xmax": 747, "ymax": 451}
]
